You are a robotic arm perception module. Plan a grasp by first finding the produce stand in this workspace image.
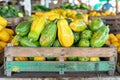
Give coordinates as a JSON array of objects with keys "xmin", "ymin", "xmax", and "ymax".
[
  {"xmin": 4, "ymin": 44, "xmax": 117, "ymax": 77},
  {"xmin": 0, "ymin": 0, "xmax": 120, "ymax": 79}
]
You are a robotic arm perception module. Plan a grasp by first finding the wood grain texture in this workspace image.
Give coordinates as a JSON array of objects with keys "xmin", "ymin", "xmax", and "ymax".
[{"xmin": 5, "ymin": 47, "xmax": 117, "ymax": 57}]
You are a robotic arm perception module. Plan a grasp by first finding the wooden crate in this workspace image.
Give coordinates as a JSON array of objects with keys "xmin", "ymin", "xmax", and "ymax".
[
  {"xmin": 89, "ymin": 16, "xmax": 120, "ymax": 33},
  {"xmin": 6, "ymin": 18, "xmax": 24, "ymax": 31},
  {"xmin": 4, "ymin": 46, "xmax": 117, "ymax": 77}
]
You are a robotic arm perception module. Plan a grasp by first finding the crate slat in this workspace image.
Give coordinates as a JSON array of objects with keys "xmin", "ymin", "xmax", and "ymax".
[
  {"xmin": 5, "ymin": 47, "xmax": 117, "ymax": 57},
  {"xmin": 5, "ymin": 61, "xmax": 115, "ymax": 72}
]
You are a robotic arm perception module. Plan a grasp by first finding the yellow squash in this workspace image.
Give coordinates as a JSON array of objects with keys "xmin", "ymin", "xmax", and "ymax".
[
  {"xmin": 57, "ymin": 19, "xmax": 74, "ymax": 47},
  {"xmin": 0, "ymin": 16, "xmax": 7, "ymax": 27},
  {"xmin": 0, "ymin": 29, "xmax": 10, "ymax": 42}
]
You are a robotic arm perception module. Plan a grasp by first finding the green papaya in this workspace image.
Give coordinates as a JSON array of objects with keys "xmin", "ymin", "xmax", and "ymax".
[
  {"xmin": 15, "ymin": 21, "xmax": 31, "ymax": 36},
  {"xmin": 89, "ymin": 18, "xmax": 104, "ymax": 32},
  {"xmin": 90, "ymin": 25, "xmax": 109, "ymax": 48},
  {"xmin": 40, "ymin": 21, "xmax": 57, "ymax": 47},
  {"xmin": 81, "ymin": 30, "xmax": 92, "ymax": 40},
  {"xmin": 53, "ymin": 40, "xmax": 61, "ymax": 47},
  {"xmin": 73, "ymin": 32, "xmax": 80, "ymax": 44},
  {"xmin": 13, "ymin": 34, "xmax": 22, "ymax": 42},
  {"xmin": 67, "ymin": 57, "xmax": 78, "ymax": 61},
  {"xmin": 76, "ymin": 13, "xmax": 84, "ymax": 19},
  {"xmin": 70, "ymin": 20, "xmax": 87, "ymax": 32},
  {"xmin": 80, "ymin": 3, "xmax": 90, "ymax": 10},
  {"xmin": 28, "ymin": 17, "xmax": 46, "ymax": 41},
  {"xmin": 78, "ymin": 57, "xmax": 89, "ymax": 61},
  {"xmin": 28, "ymin": 57, "xmax": 34, "ymax": 61},
  {"xmin": 20, "ymin": 37, "xmax": 40, "ymax": 47},
  {"xmin": 78, "ymin": 39, "xmax": 90, "ymax": 47}
]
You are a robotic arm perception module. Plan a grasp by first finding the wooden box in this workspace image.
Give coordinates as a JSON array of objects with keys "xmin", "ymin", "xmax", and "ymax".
[{"xmin": 4, "ymin": 46, "xmax": 117, "ymax": 77}]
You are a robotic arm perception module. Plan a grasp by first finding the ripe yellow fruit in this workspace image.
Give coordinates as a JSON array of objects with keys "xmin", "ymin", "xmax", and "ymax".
[
  {"xmin": 112, "ymin": 41, "xmax": 120, "ymax": 47},
  {"xmin": 0, "ymin": 30, "xmax": 10, "ymax": 42},
  {"xmin": 111, "ymin": 12, "xmax": 116, "ymax": 16},
  {"xmin": 15, "ymin": 57, "xmax": 28, "ymax": 61},
  {"xmin": 116, "ymin": 34, "xmax": 120, "ymax": 40},
  {"xmin": 104, "ymin": 11, "xmax": 111, "ymax": 16},
  {"xmin": 105, "ymin": 40, "xmax": 111, "ymax": 45},
  {"xmin": 3, "ymin": 28, "xmax": 14, "ymax": 36},
  {"xmin": 0, "ymin": 16, "xmax": 7, "ymax": 27},
  {"xmin": 34, "ymin": 57, "xmax": 46, "ymax": 61},
  {"xmin": 90, "ymin": 57, "xmax": 100, "ymax": 61},
  {"xmin": 0, "ymin": 41, "xmax": 7, "ymax": 48},
  {"xmin": 109, "ymin": 33, "xmax": 117, "ymax": 39},
  {"xmin": 111, "ymin": 39, "xmax": 118, "ymax": 43},
  {"xmin": 118, "ymin": 46, "xmax": 120, "ymax": 53}
]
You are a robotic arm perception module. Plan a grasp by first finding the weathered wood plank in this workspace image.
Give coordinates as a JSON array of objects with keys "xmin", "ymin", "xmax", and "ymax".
[
  {"xmin": 5, "ymin": 47, "xmax": 117, "ymax": 57},
  {"xmin": 5, "ymin": 61, "xmax": 115, "ymax": 72}
]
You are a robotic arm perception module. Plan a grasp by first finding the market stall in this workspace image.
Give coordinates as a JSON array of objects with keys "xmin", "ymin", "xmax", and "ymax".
[{"xmin": 0, "ymin": 0, "xmax": 120, "ymax": 79}]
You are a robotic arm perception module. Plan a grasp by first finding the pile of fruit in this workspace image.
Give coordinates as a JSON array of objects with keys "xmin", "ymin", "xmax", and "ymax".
[
  {"xmin": 11, "ymin": 9, "xmax": 109, "ymax": 61},
  {"xmin": 106, "ymin": 33, "xmax": 120, "ymax": 53},
  {"xmin": 61, "ymin": 3, "xmax": 90, "ymax": 10},
  {"xmin": 32, "ymin": 5, "xmax": 51, "ymax": 12},
  {"xmin": 0, "ymin": 5, "xmax": 24, "ymax": 18},
  {"xmin": 0, "ymin": 16, "xmax": 14, "ymax": 51},
  {"xmin": 89, "ymin": 10, "xmax": 116, "ymax": 17}
]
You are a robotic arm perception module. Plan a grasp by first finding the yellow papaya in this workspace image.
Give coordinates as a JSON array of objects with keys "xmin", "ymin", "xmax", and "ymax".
[
  {"xmin": 0, "ymin": 16, "xmax": 7, "ymax": 27},
  {"xmin": 4, "ymin": 28, "xmax": 14, "ymax": 36},
  {"xmin": 105, "ymin": 40, "xmax": 111, "ymax": 45},
  {"xmin": 34, "ymin": 57, "xmax": 45, "ymax": 61},
  {"xmin": 0, "ymin": 25, "xmax": 3, "ymax": 31},
  {"xmin": 57, "ymin": 19, "xmax": 74, "ymax": 47},
  {"xmin": 116, "ymin": 34, "xmax": 120, "ymax": 40},
  {"xmin": 112, "ymin": 41, "xmax": 120, "ymax": 47},
  {"xmin": 83, "ymin": 14, "xmax": 89, "ymax": 24},
  {"xmin": 28, "ymin": 17, "xmax": 46, "ymax": 41},
  {"xmin": 109, "ymin": 33, "xmax": 117, "ymax": 40},
  {"xmin": 14, "ymin": 57, "xmax": 28, "ymax": 61},
  {"xmin": 0, "ymin": 29, "xmax": 10, "ymax": 42},
  {"xmin": 0, "ymin": 41, "xmax": 7, "ymax": 48},
  {"xmin": 35, "ymin": 12, "xmax": 43, "ymax": 17},
  {"xmin": 70, "ymin": 20, "xmax": 87, "ymax": 32}
]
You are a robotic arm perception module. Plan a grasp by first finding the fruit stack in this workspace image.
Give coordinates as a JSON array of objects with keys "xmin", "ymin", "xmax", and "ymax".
[
  {"xmin": 0, "ymin": 16, "xmax": 14, "ymax": 52},
  {"xmin": 11, "ymin": 9, "xmax": 109, "ymax": 61}
]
